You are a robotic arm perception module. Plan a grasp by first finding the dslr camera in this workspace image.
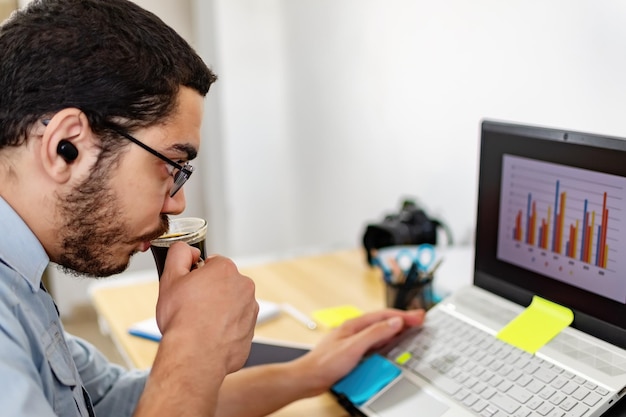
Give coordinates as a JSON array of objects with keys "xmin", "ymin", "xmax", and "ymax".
[{"xmin": 362, "ymin": 199, "xmax": 452, "ymax": 265}]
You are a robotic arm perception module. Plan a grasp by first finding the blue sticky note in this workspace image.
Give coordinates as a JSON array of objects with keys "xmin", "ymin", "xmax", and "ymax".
[{"xmin": 332, "ymin": 354, "xmax": 402, "ymax": 406}]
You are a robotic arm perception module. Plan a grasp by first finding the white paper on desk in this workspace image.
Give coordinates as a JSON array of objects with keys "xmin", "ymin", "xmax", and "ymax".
[{"xmin": 128, "ymin": 299, "xmax": 282, "ymax": 342}]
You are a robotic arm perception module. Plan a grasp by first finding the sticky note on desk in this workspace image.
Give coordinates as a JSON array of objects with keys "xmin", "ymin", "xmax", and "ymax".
[
  {"xmin": 332, "ymin": 353, "xmax": 401, "ymax": 405},
  {"xmin": 497, "ymin": 295, "xmax": 573, "ymax": 354},
  {"xmin": 311, "ymin": 305, "xmax": 363, "ymax": 328}
]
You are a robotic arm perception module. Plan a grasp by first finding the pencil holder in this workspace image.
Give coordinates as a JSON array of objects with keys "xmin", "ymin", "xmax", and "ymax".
[
  {"xmin": 384, "ymin": 278, "xmax": 436, "ymax": 311},
  {"xmin": 371, "ymin": 244, "xmax": 442, "ymax": 311}
]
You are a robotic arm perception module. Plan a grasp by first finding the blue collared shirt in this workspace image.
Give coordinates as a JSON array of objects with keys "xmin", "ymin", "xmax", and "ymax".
[{"xmin": 0, "ymin": 197, "xmax": 148, "ymax": 416}]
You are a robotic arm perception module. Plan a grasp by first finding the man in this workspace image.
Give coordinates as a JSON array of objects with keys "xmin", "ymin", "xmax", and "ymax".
[{"xmin": 0, "ymin": 1, "xmax": 425, "ymax": 416}]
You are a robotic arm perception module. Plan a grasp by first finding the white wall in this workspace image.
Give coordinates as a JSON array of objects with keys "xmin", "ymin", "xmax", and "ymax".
[
  {"xmin": 44, "ymin": 0, "xmax": 626, "ymax": 314},
  {"xmin": 198, "ymin": 0, "xmax": 626, "ymax": 261}
]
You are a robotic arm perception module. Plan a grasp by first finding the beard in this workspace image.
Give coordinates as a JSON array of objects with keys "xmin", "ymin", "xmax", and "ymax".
[{"xmin": 56, "ymin": 170, "xmax": 169, "ymax": 278}]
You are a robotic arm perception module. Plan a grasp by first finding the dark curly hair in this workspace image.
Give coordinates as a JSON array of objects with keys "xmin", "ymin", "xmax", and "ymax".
[{"xmin": 0, "ymin": 0, "xmax": 216, "ymax": 148}]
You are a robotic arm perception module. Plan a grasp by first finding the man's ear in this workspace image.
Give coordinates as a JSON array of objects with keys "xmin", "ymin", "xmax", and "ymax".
[{"xmin": 40, "ymin": 109, "xmax": 93, "ymax": 183}]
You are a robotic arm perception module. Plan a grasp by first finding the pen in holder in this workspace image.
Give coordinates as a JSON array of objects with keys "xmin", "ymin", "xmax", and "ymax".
[{"xmin": 372, "ymin": 245, "xmax": 442, "ymax": 311}]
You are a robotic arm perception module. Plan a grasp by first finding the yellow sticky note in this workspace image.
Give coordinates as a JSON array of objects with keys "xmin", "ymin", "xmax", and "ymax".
[
  {"xmin": 497, "ymin": 296, "xmax": 573, "ymax": 354},
  {"xmin": 395, "ymin": 352, "xmax": 412, "ymax": 365},
  {"xmin": 311, "ymin": 305, "xmax": 363, "ymax": 328}
]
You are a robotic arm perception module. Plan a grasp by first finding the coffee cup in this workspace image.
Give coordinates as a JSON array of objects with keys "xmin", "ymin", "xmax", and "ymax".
[{"xmin": 150, "ymin": 217, "xmax": 208, "ymax": 277}]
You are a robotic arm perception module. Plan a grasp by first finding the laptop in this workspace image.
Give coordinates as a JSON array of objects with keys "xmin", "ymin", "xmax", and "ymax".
[{"xmin": 332, "ymin": 119, "xmax": 626, "ymax": 417}]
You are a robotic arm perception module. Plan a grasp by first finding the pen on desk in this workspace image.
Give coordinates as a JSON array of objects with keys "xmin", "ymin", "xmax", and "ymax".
[{"xmin": 281, "ymin": 303, "xmax": 317, "ymax": 330}]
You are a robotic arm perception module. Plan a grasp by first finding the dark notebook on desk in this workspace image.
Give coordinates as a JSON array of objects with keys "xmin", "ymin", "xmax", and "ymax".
[{"xmin": 332, "ymin": 120, "xmax": 626, "ymax": 417}]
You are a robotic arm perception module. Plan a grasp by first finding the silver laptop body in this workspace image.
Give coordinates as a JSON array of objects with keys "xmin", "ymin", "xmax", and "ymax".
[{"xmin": 333, "ymin": 120, "xmax": 626, "ymax": 417}]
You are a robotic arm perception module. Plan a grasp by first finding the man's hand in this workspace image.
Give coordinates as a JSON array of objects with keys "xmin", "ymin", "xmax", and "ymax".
[
  {"xmin": 155, "ymin": 241, "xmax": 258, "ymax": 375},
  {"xmin": 292, "ymin": 308, "xmax": 425, "ymax": 396}
]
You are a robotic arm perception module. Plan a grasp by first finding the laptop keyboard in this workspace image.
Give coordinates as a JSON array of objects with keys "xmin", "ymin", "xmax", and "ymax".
[{"xmin": 387, "ymin": 309, "xmax": 611, "ymax": 417}]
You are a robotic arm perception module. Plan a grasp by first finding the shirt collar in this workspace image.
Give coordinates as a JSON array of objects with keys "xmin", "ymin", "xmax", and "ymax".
[{"xmin": 0, "ymin": 197, "xmax": 49, "ymax": 292}]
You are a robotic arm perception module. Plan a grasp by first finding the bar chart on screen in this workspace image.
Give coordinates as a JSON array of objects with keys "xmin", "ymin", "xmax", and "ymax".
[{"xmin": 496, "ymin": 154, "xmax": 626, "ymax": 303}]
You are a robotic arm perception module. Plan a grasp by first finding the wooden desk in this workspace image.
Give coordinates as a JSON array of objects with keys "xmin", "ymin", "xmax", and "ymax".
[
  {"xmin": 92, "ymin": 246, "xmax": 626, "ymax": 417},
  {"xmin": 90, "ymin": 248, "xmax": 387, "ymax": 416}
]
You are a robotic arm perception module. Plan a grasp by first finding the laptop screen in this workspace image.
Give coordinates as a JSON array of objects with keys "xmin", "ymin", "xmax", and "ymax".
[{"xmin": 474, "ymin": 120, "xmax": 626, "ymax": 348}]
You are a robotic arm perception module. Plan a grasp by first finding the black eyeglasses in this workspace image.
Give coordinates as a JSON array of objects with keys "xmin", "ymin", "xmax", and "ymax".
[
  {"xmin": 42, "ymin": 118, "xmax": 193, "ymax": 197},
  {"xmin": 109, "ymin": 127, "xmax": 194, "ymax": 197}
]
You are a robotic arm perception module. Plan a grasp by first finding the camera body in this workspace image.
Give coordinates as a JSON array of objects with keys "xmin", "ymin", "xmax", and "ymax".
[{"xmin": 362, "ymin": 200, "xmax": 446, "ymax": 265}]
